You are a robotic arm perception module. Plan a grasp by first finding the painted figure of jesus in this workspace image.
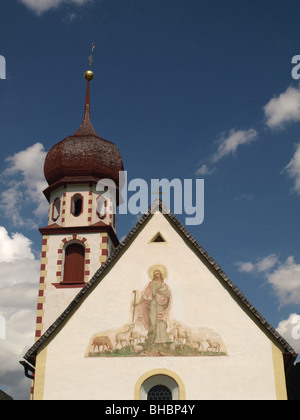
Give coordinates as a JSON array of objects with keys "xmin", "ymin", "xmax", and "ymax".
[{"xmin": 135, "ymin": 265, "xmax": 171, "ymax": 346}]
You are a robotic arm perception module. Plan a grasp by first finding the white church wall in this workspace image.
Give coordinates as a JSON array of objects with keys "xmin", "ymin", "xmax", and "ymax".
[{"xmin": 37, "ymin": 212, "xmax": 281, "ymax": 400}]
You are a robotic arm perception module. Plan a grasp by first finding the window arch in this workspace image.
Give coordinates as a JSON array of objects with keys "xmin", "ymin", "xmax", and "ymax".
[
  {"xmin": 52, "ymin": 197, "xmax": 60, "ymax": 222},
  {"xmin": 62, "ymin": 242, "xmax": 85, "ymax": 285},
  {"xmin": 71, "ymin": 194, "xmax": 83, "ymax": 217},
  {"xmin": 141, "ymin": 374, "xmax": 179, "ymax": 400},
  {"xmin": 135, "ymin": 369, "xmax": 185, "ymax": 400},
  {"xmin": 97, "ymin": 195, "xmax": 107, "ymax": 220}
]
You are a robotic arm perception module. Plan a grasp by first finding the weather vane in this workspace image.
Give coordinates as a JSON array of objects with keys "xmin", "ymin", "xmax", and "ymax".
[
  {"xmin": 88, "ymin": 43, "xmax": 96, "ymax": 67},
  {"xmin": 152, "ymin": 187, "xmax": 165, "ymax": 200},
  {"xmin": 85, "ymin": 43, "xmax": 96, "ymax": 81}
]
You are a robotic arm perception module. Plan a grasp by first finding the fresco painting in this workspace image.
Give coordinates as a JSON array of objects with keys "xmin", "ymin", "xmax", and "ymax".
[{"xmin": 85, "ymin": 264, "xmax": 227, "ymax": 357}]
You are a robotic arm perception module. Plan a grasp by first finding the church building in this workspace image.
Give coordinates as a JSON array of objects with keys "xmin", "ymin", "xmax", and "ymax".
[{"xmin": 21, "ymin": 70, "xmax": 297, "ymax": 400}]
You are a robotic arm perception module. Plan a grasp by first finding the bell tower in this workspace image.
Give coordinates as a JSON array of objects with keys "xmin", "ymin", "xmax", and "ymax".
[{"xmin": 34, "ymin": 70, "xmax": 124, "ymax": 340}]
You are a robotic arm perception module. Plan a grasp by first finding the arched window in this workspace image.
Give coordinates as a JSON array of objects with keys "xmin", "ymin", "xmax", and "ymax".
[
  {"xmin": 147, "ymin": 385, "xmax": 172, "ymax": 400},
  {"xmin": 97, "ymin": 195, "xmax": 107, "ymax": 220},
  {"xmin": 71, "ymin": 194, "xmax": 83, "ymax": 217},
  {"xmin": 140, "ymin": 374, "xmax": 179, "ymax": 400},
  {"xmin": 62, "ymin": 243, "xmax": 85, "ymax": 285},
  {"xmin": 52, "ymin": 198, "xmax": 60, "ymax": 222}
]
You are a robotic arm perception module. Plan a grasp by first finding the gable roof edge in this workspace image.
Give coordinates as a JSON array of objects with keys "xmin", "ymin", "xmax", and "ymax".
[
  {"xmin": 23, "ymin": 199, "xmax": 297, "ymax": 365},
  {"xmin": 161, "ymin": 203, "xmax": 296, "ymax": 356}
]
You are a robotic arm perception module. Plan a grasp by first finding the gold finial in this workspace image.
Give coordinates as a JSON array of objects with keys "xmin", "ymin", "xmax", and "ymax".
[{"xmin": 84, "ymin": 70, "xmax": 94, "ymax": 81}]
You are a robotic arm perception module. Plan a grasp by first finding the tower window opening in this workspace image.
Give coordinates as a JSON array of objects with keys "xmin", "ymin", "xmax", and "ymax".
[
  {"xmin": 72, "ymin": 194, "xmax": 83, "ymax": 217},
  {"xmin": 52, "ymin": 198, "xmax": 60, "ymax": 222},
  {"xmin": 97, "ymin": 195, "xmax": 107, "ymax": 220},
  {"xmin": 62, "ymin": 243, "xmax": 85, "ymax": 284}
]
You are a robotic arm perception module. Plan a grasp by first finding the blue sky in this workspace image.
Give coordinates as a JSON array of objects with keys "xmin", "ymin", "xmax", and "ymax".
[{"xmin": 1, "ymin": 0, "xmax": 300, "ymax": 399}]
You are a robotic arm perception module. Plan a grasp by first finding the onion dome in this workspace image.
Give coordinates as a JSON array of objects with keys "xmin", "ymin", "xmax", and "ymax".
[{"xmin": 43, "ymin": 70, "xmax": 124, "ymax": 197}]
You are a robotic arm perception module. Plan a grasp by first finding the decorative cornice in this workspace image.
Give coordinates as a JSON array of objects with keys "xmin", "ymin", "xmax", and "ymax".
[{"xmin": 39, "ymin": 223, "xmax": 119, "ymax": 248}]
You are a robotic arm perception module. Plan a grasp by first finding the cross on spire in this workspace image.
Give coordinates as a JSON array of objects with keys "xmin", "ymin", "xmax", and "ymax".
[
  {"xmin": 152, "ymin": 187, "xmax": 165, "ymax": 200},
  {"xmin": 88, "ymin": 43, "xmax": 96, "ymax": 67}
]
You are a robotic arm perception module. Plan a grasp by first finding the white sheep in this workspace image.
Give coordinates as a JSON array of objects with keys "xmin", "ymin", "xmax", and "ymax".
[
  {"xmin": 129, "ymin": 329, "xmax": 147, "ymax": 348},
  {"xmin": 173, "ymin": 322, "xmax": 187, "ymax": 345},
  {"xmin": 115, "ymin": 323, "xmax": 135, "ymax": 350},
  {"xmin": 206, "ymin": 337, "xmax": 221, "ymax": 353},
  {"xmin": 185, "ymin": 330, "xmax": 205, "ymax": 352}
]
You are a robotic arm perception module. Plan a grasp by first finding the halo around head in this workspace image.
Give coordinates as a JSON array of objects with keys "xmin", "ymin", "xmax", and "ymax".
[{"xmin": 148, "ymin": 264, "xmax": 168, "ymax": 280}]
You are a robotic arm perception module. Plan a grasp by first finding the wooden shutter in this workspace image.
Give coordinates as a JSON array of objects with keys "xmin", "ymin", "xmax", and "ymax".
[{"xmin": 63, "ymin": 243, "xmax": 85, "ymax": 284}]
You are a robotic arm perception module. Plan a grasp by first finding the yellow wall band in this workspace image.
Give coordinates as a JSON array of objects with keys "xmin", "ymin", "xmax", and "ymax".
[
  {"xmin": 272, "ymin": 343, "xmax": 288, "ymax": 400},
  {"xmin": 33, "ymin": 346, "xmax": 47, "ymax": 400}
]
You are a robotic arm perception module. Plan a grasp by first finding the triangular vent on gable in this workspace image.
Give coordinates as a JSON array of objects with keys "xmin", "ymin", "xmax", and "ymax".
[{"xmin": 150, "ymin": 232, "xmax": 166, "ymax": 243}]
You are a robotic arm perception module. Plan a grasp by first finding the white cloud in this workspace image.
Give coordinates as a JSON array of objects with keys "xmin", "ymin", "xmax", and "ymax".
[
  {"xmin": 236, "ymin": 261, "xmax": 255, "ymax": 273},
  {"xmin": 0, "ymin": 144, "xmax": 47, "ymax": 399},
  {"xmin": 237, "ymin": 254, "xmax": 300, "ymax": 308},
  {"xmin": 19, "ymin": 0, "xmax": 93, "ymax": 15},
  {"xmin": 264, "ymin": 85, "xmax": 300, "ymax": 129},
  {"xmin": 196, "ymin": 128, "xmax": 258, "ymax": 176},
  {"xmin": 0, "ymin": 304, "xmax": 37, "ymax": 399},
  {"xmin": 256, "ymin": 254, "xmax": 279, "ymax": 273},
  {"xmin": 267, "ymin": 256, "xmax": 300, "ymax": 305},
  {"xmin": 195, "ymin": 164, "xmax": 216, "ymax": 176},
  {"xmin": 0, "ymin": 143, "xmax": 48, "ymax": 228},
  {"xmin": 236, "ymin": 254, "xmax": 278, "ymax": 274},
  {"xmin": 284, "ymin": 143, "xmax": 300, "ymax": 195},
  {"xmin": 0, "ymin": 227, "xmax": 35, "ymax": 263},
  {"xmin": 276, "ymin": 314, "xmax": 300, "ymax": 354},
  {"xmin": 0, "ymin": 227, "xmax": 40, "ymax": 400},
  {"xmin": 212, "ymin": 128, "xmax": 258, "ymax": 163}
]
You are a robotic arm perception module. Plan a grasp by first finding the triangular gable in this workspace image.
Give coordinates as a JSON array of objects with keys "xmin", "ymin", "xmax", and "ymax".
[
  {"xmin": 24, "ymin": 200, "xmax": 297, "ymax": 366},
  {"xmin": 149, "ymin": 232, "xmax": 167, "ymax": 243}
]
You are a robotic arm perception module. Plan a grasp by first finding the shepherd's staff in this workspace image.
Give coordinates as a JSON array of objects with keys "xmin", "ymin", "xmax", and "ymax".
[{"xmin": 132, "ymin": 290, "xmax": 137, "ymax": 323}]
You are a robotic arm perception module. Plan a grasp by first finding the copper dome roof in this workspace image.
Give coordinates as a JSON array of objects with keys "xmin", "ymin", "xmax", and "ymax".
[{"xmin": 44, "ymin": 79, "xmax": 124, "ymax": 189}]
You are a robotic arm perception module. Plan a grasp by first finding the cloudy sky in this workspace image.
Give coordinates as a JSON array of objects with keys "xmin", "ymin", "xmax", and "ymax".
[{"xmin": 1, "ymin": 0, "xmax": 300, "ymax": 399}]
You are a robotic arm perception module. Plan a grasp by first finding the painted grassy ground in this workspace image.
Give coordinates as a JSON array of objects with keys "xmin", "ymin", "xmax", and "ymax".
[{"xmin": 88, "ymin": 342, "xmax": 227, "ymax": 357}]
